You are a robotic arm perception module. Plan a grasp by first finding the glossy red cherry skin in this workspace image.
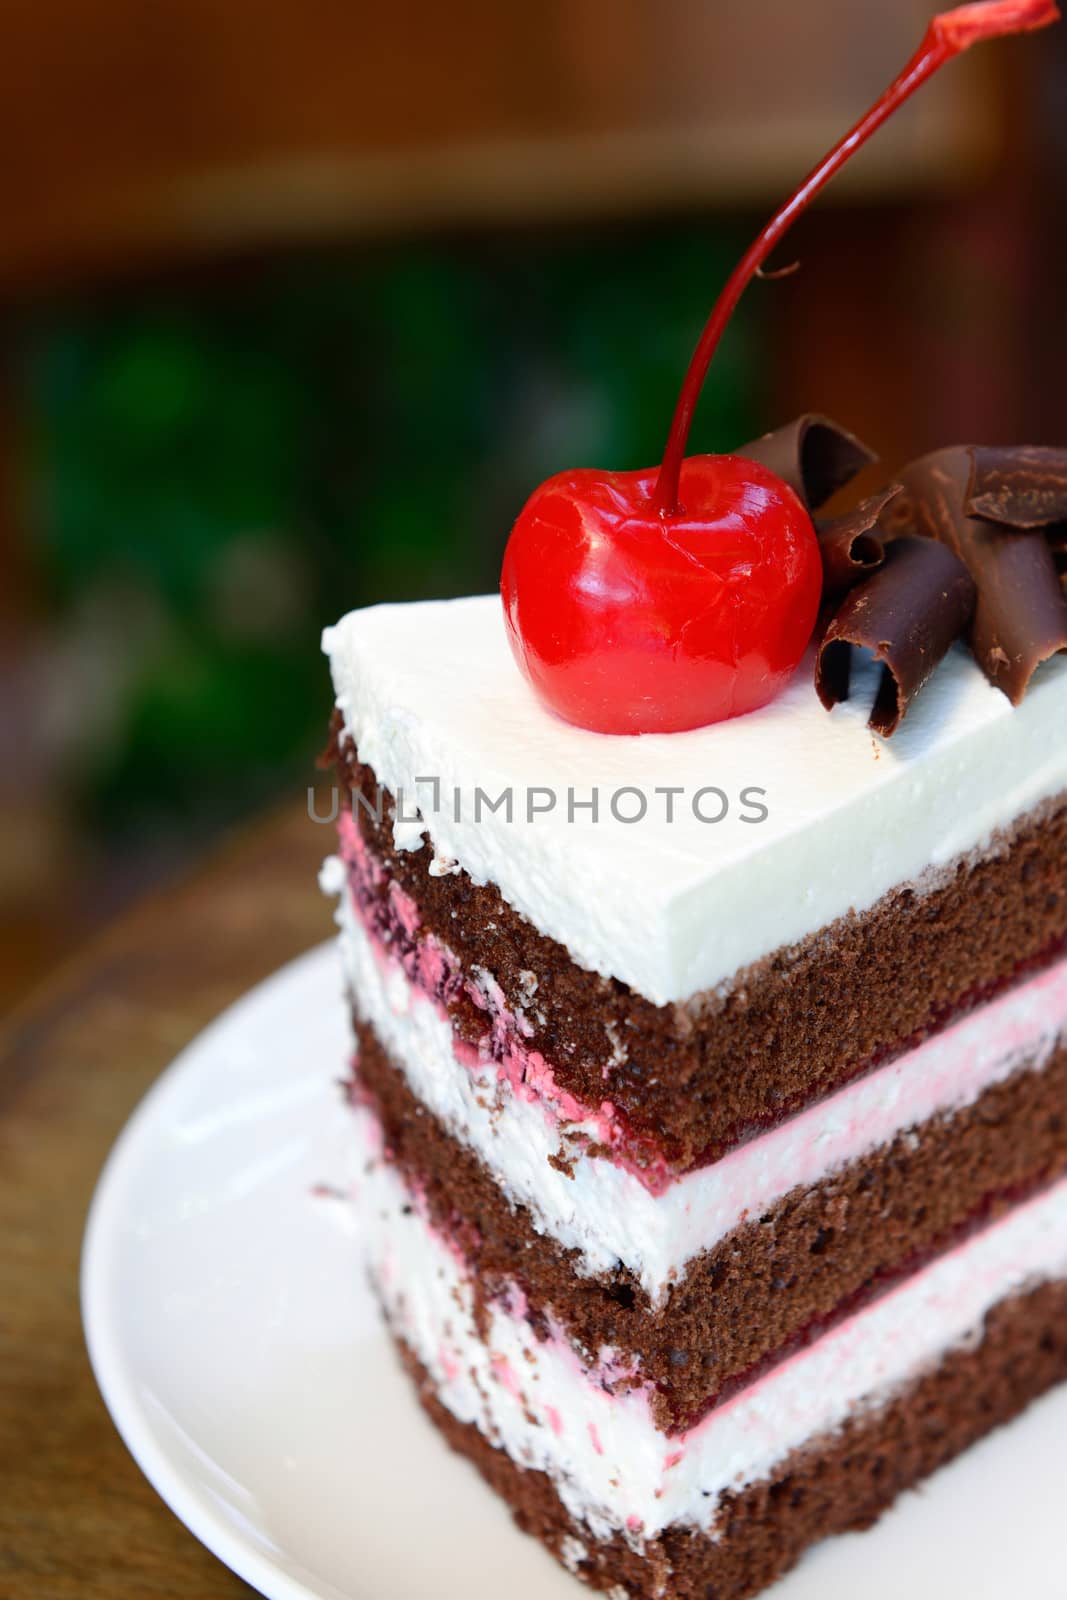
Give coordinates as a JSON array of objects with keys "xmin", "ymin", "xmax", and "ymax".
[{"xmin": 501, "ymin": 454, "xmax": 822, "ymax": 735}]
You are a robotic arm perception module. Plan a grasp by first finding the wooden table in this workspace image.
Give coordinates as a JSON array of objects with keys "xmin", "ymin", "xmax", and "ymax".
[{"xmin": 0, "ymin": 803, "xmax": 329, "ymax": 1598}]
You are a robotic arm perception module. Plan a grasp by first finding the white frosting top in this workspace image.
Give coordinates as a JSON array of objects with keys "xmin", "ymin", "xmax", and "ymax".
[{"xmin": 324, "ymin": 595, "xmax": 1067, "ymax": 1005}]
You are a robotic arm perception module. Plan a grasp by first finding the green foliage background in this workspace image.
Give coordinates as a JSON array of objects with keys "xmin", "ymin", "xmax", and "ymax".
[{"xmin": 23, "ymin": 224, "xmax": 762, "ymax": 842}]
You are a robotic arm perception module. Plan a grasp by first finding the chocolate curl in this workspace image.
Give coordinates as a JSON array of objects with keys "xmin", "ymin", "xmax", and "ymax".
[
  {"xmin": 817, "ymin": 485, "xmax": 902, "ymax": 593},
  {"xmin": 815, "ymin": 536, "xmax": 975, "ymax": 737},
  {"xmin": 892, "ymin": 447, "xmax": 1067, "ymax": 703},
  {"xmin": 736, "ymin": 414, "xmax": 877, "ymax": 511},
  {"xmin": 965, "ymin": 445, "xmax": 1067, "ymax": 528}
]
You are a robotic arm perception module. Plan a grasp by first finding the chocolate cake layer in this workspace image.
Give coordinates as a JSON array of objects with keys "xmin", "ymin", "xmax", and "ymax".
[
  {"xmin": 396, "ymin": 1275, "xmax": 1067, "ymax": 1600},
  {"xmin": 328, "ymin": 718, "xmax": 1067, "ymax": 1169},
  {"xmin": 354, "ymin": 1017, "xmax": 1067, "ymax": 1432}
]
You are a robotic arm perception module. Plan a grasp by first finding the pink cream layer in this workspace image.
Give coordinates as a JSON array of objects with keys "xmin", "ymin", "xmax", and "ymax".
[
  {"xmin": 337, "ymin": 810, "xmax": 671, "ymax": 1189},
  {"xmin": 337, "ymin": 811, "xmax": 1067, "ymax": 1205},
  {"xmin": 356, "ymin": 1095, "xmax": 1067, "ymax": 1535}
]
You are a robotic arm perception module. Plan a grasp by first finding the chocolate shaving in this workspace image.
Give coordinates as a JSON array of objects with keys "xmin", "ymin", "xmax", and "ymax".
[
  {"xmin": 737, "ymin": 414, "xmax": 876, "ymax": 511},
  {"xmin": 817, "ymin": 485, "xmax": 901, "ymax": 593},
  {"xmin": 965, "ymin": 446, "xmax": 1067, "ymax": 528},
  {"xmin": 815, "ymin": 536, "xmax": 975, "ymax": 738},
  {"xmin": 891, "ymin": 447, "xmax": 1067, "ymax": 703}
]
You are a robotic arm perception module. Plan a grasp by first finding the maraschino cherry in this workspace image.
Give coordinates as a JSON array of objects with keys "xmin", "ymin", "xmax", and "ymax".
[{"xmin": 502, "ymin": 0, "xmax": 1059, "ymax": 735}]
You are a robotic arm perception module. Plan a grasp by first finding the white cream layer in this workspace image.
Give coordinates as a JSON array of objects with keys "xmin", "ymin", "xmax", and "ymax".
[
  {"xmin": 323, "ymin": 595, "xmax": 1067, "ymax": 1005},
  {"xmin": 356, "ymin": 1106, "xmax": 1067, "ymax": 1543},
  {"xmin": 329, "ymin": 861, "xmax": 1067, "ymax": 1304}
]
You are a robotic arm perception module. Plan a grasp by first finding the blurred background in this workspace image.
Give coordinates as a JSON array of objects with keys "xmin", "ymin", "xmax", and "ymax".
[{"xmin": 2, "ymin": 0, "xmax": 1065, "ymax": 1009}]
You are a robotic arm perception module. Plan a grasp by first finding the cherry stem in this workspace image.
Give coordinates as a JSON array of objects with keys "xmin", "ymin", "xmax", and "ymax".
[{"xmin": 651, "ymin": 0, "xmax": 1060, "ymax": 517}]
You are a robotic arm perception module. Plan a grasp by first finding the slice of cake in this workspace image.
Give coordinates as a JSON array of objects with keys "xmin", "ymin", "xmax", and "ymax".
[
  {"xmin": 317, "ymin": 11, "xmax": 1067, "ymax": 1593},
  {"xmin": 321, "ymin": 592, "xmax": 1067, "ymax": 1599}
]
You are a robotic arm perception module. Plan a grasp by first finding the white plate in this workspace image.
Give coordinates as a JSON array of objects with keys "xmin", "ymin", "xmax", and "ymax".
[{"xmin": 83, "ymin": 942, "xmax": 1067, "ymax": 1600}]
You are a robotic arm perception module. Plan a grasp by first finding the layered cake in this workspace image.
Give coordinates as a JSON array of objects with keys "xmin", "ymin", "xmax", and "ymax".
[
  {"xmin": 321, "ymin": 591, "xmax": 1067, "ymax": 1598},
  {"xmin": 318, "ymin": 6, "xmax": 1067, "ymax": 1594}
]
